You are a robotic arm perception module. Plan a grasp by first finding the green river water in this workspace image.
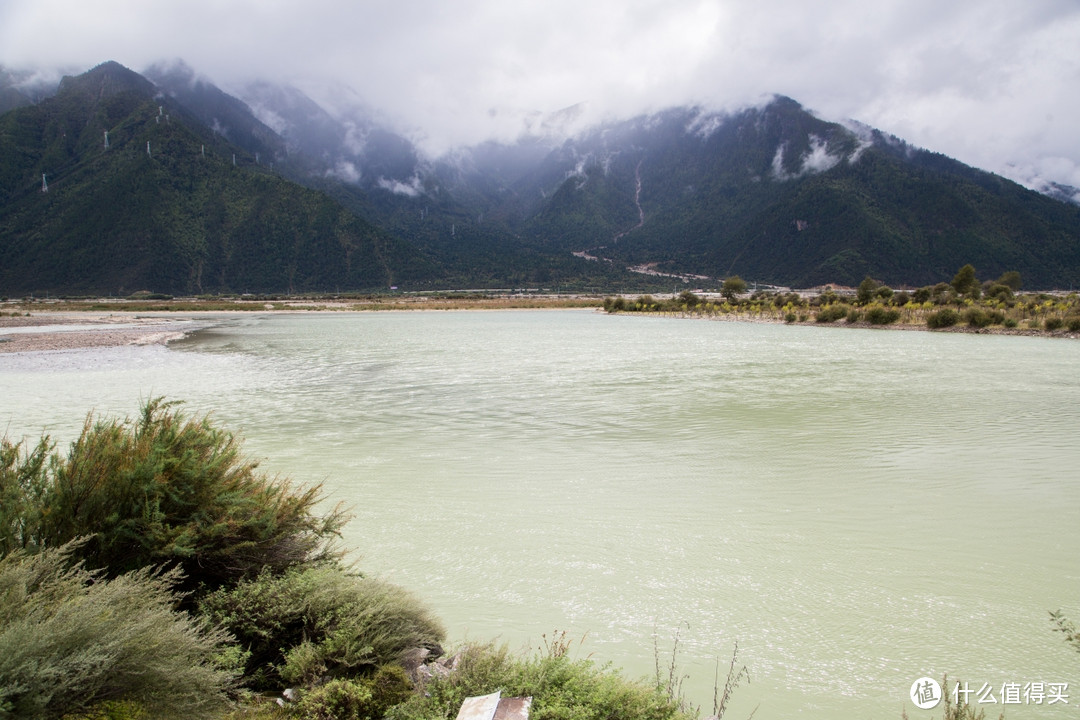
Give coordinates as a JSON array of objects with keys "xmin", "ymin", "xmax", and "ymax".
[{"xmin": 2, "ymin": 310, "xmax": 1078, "ymax": 718}]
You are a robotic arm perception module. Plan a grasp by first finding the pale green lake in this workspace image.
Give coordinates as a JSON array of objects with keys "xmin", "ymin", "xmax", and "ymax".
[{"xmin": 2, "ymin": 310, "xmax": 1078, "ymax": 718}]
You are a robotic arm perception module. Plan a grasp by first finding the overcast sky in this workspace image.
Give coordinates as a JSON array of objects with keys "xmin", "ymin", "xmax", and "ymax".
[{"xmin": 2, "ymin": 0, "xmax": 1078, "ymax": 193}]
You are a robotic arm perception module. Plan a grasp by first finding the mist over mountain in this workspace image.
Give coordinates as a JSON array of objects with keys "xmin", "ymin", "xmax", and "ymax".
[
  {"xmin": 0, "ymin": 73, "xmax": 33, "ymax": 116},
  {"xmin": 2, "ymin": 59, "xmax": 1079, "ymax": 294},
  {"xmin": 143, "ymin": 60, "xmax": 288, "ymax": 168},
  {"xmin": 0, "ymin": 66, "xmax": 62, "ymax": 114},
  {"xmin": 503, "ymin": 100, "xmax": 1080, "ymax": 287},
  {"xmin": 223, "ymin": 78, "xmax": 423, "ymax": 196}
]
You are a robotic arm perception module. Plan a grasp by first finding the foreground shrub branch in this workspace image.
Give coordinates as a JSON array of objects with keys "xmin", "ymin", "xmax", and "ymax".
[
  {"xmin": 3, "ymin": 398, "xmax": 348, "ymax": 597},
  {"xmin": 0, "ymin": 541, "xmax": 235, "ymax": 720}
]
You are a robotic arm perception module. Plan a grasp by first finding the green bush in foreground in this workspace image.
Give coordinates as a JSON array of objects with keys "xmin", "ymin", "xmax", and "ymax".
[
  {"xmin": 386, "ymin": 641, "xmax": 697, "ymax": 720},
  {"xmin": 0, "ymin": 437, "xmax": 50, "ymax": 558},
  {"xmin": 1, "ymin": 398, "xmax": 347, "ymax": 598},
  {"xmin": 199, "ymin": 564, "xmax": 445, "ymax": 689},
  {"xmin": 291, "ymin": 666, "xmax": 412, "ymax": 720},
  {"xmin": 0, "ymin": 542, "xmax": 235, "ymax": 720},
  {"xmin": 294, "ymin": 679, "xmax": 374, "ymax": 720},
  {"xmin": 60, "ymin": 699, "xmax": 146, "ymax": 720}
]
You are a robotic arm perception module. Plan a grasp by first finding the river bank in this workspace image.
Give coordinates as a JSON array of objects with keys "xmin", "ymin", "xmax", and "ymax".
[
  {"xmin": 0, "ymin": 313, "xmax": 197, "ymax": 353},
  {"xmin": 3, "ymin": 293, "xmax": 1078, "ymax": 353},
  {"xmin": 0, "ymin": 294, "xmax": 610, "ymax": 352}
]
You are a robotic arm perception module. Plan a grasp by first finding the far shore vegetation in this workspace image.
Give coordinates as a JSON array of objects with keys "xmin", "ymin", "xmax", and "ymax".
[
  {"xmin": 4, "ymin": 264, "xmax": 1080, "ymax": 339},
  {"xmin": 603, "ymin": 265, "xmax": 1080, "ymax": 337}
]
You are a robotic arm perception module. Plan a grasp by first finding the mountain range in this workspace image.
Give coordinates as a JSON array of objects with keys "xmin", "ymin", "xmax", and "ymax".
[{"xmin": 2, "ymin": 60, "xmax": 1079, "ymax": 295}]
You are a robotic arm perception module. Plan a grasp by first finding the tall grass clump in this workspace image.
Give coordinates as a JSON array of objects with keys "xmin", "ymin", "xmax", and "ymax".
[
  {"xmin": 199, "ymin": 564, "xmax": 445, "ymax": 689},
  {"xmin": 0, "ymin": 541, "xmax": 235, "ymax": 720},
  {"xmin": 3, "ymin": 398, "xmax": 347, "ymax": 597}
]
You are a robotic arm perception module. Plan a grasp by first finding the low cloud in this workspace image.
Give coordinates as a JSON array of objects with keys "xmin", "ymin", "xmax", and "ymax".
[
  {"xmin": 1004, "ymin": 157, "xmax": 1080, "ymax": 203},
  {"xmin": 245, "ymin": 102, "xmax": 288, "ymax": 136},
  {"xmin": 802, "ymin": 136, "xmax": 842, "ymax": 174},
  {"xmin": 328, "ymin": 160, "xmax": 361, "ymax": 183},
  {"xmin": 687, "ymin": 110, "xmax": 727, "ymax": 140},
  {"xmin": 0, "ymin": 0, "xmax": 1077, "ymax": 187},
  {"xmin": 377, "ymin": 175, "xmax": 424, "ymax": 197},
  {"xmin": 771, "ymin": 136, "xmax": 843, "ymax": 180}
]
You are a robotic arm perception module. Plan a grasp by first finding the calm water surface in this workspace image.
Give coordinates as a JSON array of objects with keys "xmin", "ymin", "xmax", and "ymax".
[{"xmin": 2, "ymin": 310, "xmax": 1078, "ymax": 718}]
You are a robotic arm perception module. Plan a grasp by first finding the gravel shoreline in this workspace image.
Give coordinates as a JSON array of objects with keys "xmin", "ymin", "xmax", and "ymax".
[
  {"xmin": 2, "ymin": 307, "xmax": 1073, "ymax": 353},
  {"xmin": 0, "ymin": 313, "xmax": 194, "ymax": 353}
]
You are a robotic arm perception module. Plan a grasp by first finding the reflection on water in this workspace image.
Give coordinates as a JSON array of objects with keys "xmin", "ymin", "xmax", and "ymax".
[{"xmin": 3, "ymin": 311, "xmax": 1079, "ymax": 717}]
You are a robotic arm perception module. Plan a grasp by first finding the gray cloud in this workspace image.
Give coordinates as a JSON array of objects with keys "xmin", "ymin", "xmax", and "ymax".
[{"xmin": 2, "ymin": 0, "xmax": 1078, "ymax": 191}]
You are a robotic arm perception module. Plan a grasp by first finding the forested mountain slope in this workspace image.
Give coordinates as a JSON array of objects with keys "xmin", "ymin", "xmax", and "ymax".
[{"xmin": 0, "ymin": 62, "xmax": 438, "ymax": 295}]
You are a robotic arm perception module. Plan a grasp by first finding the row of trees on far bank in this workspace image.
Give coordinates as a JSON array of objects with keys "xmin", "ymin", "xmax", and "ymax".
[{"xmin": 604, "ymin": 265, "xmax": 1080, "ymax": 333}]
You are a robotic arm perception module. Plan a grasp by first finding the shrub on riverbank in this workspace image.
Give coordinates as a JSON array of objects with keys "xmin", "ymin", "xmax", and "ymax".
[
  {"xmin": 865, "ymin": 305, "xmax": 901, "ymax": 325},
  {"xmin": 926, "ymin": 308, "xmax": 960, "ymax": 329},
  {"xmin": 287, "ymin": 666, "xmax": 413, "ymax": 720},
  {"xmin": 199, "ymin": 564, "xmax": 445, "ymax": 689},
  {"xmin": 0, "ymin": 400, "xmax": 443, "ymax": 716},
  {"xmin": 0, "ymin": 399, "xmax": 346, "ymax": 599},
  {"xmin": 600, "ymin": 266, "xmax": 1080, "ymax": 339},
  {"xmin": 964, "ymin": 308, "xmax": 1005, "ymax": 328},
  {"xmin": 815, "ymin": 304, "xmax": 848, "ymax": 323},
  {"xmin": 0, "ymin": 542, "xmax": 235, "ymax": 720},
  {"xmin": 386, "ymin": 641, "xmax": 699, "ymax": 720}
]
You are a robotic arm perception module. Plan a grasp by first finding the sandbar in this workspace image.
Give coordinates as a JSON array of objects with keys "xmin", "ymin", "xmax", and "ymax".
[{"xmin": 0, "ymin": 313, "xmax": 194, "ymax": 353}]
